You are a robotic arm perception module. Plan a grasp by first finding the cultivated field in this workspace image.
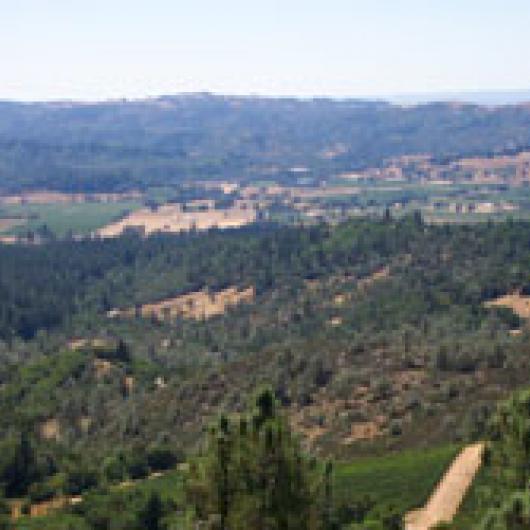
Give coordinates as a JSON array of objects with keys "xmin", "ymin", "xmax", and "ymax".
[
  {"xmin": 334, "ymin": 445, "xmax": 459, "ymax": 523},
  {"xmin": 97, "ymin": 201, "xmax": 257, "ymax": 237},
  {"xmin": 0, "ymin": 201, "xmax": 142, "ymax": 237},
  {"xmin": 110, "ymin": 286, "xmax": 256, "ymax": 321}
]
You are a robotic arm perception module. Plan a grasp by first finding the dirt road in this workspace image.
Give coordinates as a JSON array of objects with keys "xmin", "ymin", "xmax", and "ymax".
[{"xmin": 404, "ymin": 443, "xmax": 485, "ymax": 530}]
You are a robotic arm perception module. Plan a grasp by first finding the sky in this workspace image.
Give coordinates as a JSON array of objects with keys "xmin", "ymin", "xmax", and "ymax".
[{"xmin": 1, "ymin": 0, "xmax": 530, "ymax": 102}]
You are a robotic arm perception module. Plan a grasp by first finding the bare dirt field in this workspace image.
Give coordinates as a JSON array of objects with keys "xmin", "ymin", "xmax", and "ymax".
[
  {"xmin": 484, "ymin": 292, "xmax": 530, "ymax": 319},
  {"xmin": 404, "ymin": 443, "xmax": 485, "ymax": 530},
  {"xmin": 97, "ymin": 201, "xmax": 257, "ymax": 237},
  {"xmin": 111, "ymin": 286, "xmax": 255, "ymax": 321}
]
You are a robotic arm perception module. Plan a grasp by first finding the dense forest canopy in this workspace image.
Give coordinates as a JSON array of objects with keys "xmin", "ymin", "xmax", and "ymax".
[
  {"xmin": 2, "ymin": 95, "xmax": 530, "ymax": 192},
  {"xmin": 1, "ymin": 216, "xmax": 530, "ymax": 340}
]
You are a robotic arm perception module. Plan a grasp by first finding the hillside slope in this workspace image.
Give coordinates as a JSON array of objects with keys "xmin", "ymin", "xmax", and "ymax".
[{"xmin": 2, "ymin": 95, "xmax": 530, "ymax": 192}]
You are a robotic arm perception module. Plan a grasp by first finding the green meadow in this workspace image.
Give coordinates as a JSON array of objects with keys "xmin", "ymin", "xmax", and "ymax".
[{"xmin": 0, "ymin": 201, "xmax": 141, "ymax": 238}]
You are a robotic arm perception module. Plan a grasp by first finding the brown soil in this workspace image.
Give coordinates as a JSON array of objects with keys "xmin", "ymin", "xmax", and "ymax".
[{"xmin": 404, "ymin": 443, "xmax": 485, "ymax": 530}]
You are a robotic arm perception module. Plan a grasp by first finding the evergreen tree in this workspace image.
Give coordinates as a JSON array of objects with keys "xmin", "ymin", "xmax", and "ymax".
[
  {"xmin": 490, "ymin": 389, "xmax": 530, "ymax": 488},
  {"xmin": 186, "ymin": 389, "xmax": 326, "ymax": 529},
  {"xmin": 4, "ymin": 432, "xmax": 37, "ymax": 497},
  {"xmin": 138, "ymin": 492, "xmax": 163, "ymax": 530}
]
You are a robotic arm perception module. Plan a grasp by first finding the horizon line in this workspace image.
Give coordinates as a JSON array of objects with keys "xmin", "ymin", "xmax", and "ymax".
[{"xmin": 1, "ymin": 87, "xmax": 530, "ymax": 106}]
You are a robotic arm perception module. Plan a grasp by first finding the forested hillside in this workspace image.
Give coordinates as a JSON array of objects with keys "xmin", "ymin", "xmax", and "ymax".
[
  {"xmin": 1, "ymin": 216, "xmax": 530, "ymax": 527},
  {"xmin": 2, "ymin": 95, "xmax": 530, "ymax": 192}
]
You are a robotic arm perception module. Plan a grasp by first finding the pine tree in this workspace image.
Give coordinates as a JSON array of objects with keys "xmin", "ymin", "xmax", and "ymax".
[{"xmin": 186, "ymin": 389, "xmax": 327, "ymax": 529}]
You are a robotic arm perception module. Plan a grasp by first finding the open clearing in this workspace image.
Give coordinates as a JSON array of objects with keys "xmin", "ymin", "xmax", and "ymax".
[
  {"xmin": 110, "ymin": 286, "xmax": 255, "ymax": 321},
  {"xmin": 484, "ymin": 292, "xmax": 530, "ymax": 319},
  {"xmin": 0, "ymin": 201, "xmax": 142, "ymax": 237},
  {"xmin": 97, "ymin": 201, "xmax": 257, "ymax": 237},
  {"xmin": 404, "ymin": 443, "xmax": 485, "ymax": 530}
]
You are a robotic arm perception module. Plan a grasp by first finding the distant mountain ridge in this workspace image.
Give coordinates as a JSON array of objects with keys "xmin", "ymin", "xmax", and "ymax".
[
  {"xmin": 386, "ymin": 89, "xmax": 530, "ymax": 106},
  {"xmin": 1, "ymin": 93, "xmax": 530, "ymax": 193}
]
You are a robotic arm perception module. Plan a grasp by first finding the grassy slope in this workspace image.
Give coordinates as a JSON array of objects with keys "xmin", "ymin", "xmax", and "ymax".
[{"xmin": 334, "ymin": 445, "xmax": 459, "ymax": 519}]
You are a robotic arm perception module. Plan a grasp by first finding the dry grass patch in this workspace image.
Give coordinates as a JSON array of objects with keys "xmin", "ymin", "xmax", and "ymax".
[
  {"xmin": 113, "ymin": 286, "xmax": 255, "ymax": 321},
  {"xmin": 484, "ymin": 292, "xmax": 530, "ymax": 319},
  {"xmin": 97, "ymin": 201, "xmax": 257, "ymax": 237}
]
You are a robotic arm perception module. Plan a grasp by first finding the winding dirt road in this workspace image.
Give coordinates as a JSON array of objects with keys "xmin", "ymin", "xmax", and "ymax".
[{"xmin": 404, "ymin": 443, "xmax": 485, "ymax": 530}]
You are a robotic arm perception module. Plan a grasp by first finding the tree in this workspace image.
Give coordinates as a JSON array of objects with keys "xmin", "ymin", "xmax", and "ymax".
[
  {"xmin": 3, "ymin": 432, "xmax": 37, "ymax": 497},
  {"xmin": 186, "ymin": 389, "xmax": 325, "ymax": 529},
  {"xmin": 115, "ymin": 339, "xmax": 131, "ymax": 363},
  {"xmin": 490, "ymin": 389, "xmax": 530, "ymax": 488},
  {"xmin": 139, "ymin": 492, "xmax": 164, "ymax": 530}
]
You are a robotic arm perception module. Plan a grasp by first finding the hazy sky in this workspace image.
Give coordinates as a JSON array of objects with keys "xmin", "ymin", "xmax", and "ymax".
[{"xmin": 1, "ymin": 0, "xmax": 529, "ymax": 101}]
